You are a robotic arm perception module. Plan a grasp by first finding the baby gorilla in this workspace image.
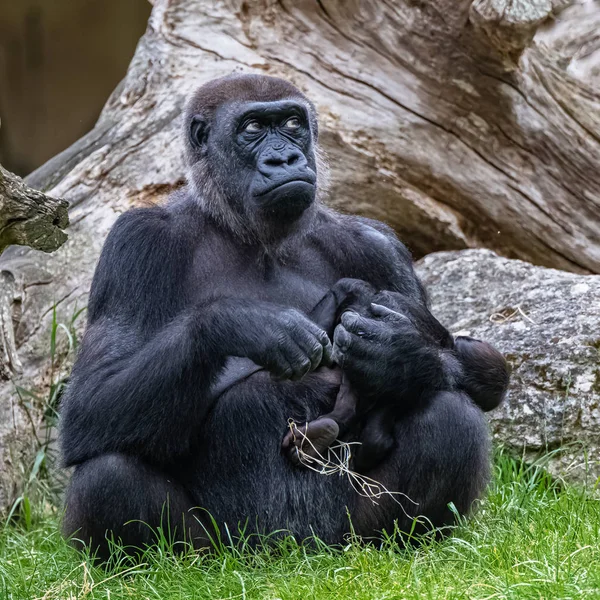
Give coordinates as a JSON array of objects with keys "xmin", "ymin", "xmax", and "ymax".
[{"xmin": 282, "ymin": 280, "xmax": 508, "ymax": 472}]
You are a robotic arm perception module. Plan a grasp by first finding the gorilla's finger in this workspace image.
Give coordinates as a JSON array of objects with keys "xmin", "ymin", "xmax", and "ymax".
[
  {"xmin": 292, "ymin": 323, "xmax": 331, "ymax": 372},
  {"xmin": 321, "ymin": 337, "xmax": 334, "ymax": 367},
  {"xmin": 333, "ymin": 328, "xmax": 372, "ymax": 370},
  {"xmin": 370, "ymin": 303, "xmax": 410, "ymax": 321},
  {"xmin": 309, "ymin": 342, "xmax": 324, "ymax": 371},
  {"xmin": 293, "ymin": 358, "xmax": 313, "ymax": 381},
  {"xmin": 340, "ymin": 311, "xmax": 378, "ymax": 337},
  {"xmin": 286, "ymin": 339, "xmax": 314, "ymax": 380},
  {"xmin": 270, "ymin": 363, "xmax": 294, "ymax": 381},
  {"xmin": 331, "ymin": 346, "xmax": 343, "ymax": 367},
  {"xmin": 315, "ymin": 326, "xmax": 334, "ymax": 367},
  {"xmin": 309, "ymin": 322, "xmax": 333, "ymax": 367},
  {"xmin": 310, "ymin": 334, "xmax": 333, "ymax": 368},
  {"xmin": 332, "ymin": 325, "xmax": 352, "ymax": 366},
  {"xmin": 333, "ymin": 325, "xmax": 352, "ymax": 352},
  {"xmin": 287, "ymin": 356, "xmax": 313, "ymax": 381},
  {"xmin": 341, "ymin": 336, "xmax": 375, "ymax": 361},
  {"xmin": 271, "ymin": 335, "xmax": 308, "ymax": 381}
]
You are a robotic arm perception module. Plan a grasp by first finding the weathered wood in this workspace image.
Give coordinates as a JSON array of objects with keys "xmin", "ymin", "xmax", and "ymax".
[
  {"xmin": 0, "ymin": 270, "xmax": 23, "ymax": 378},
  {"xmin": 0, "ymin": 149, "xmax": 68, "ymax": 381},
  {"xmin": 469, "ymin": 0, "xmax": 570, "ymax": 69},
  {"xmin": 0, "ymin": 163, "xmax": 68, "ymax": 254},
  {"xmin": 0, "ymin": 0, "xmax": 599, "ymax": 511},
  {"xmin": 0, "ymin": 130, "xmax": 68, "ymax": 511}
]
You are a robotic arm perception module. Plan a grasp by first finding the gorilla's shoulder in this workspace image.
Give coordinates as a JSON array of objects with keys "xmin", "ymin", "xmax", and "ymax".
[
  {"xmin": 89, "ymin": 200, "xmax": 202, "ymax": 322},
  {"xmin": 313, "ymin": 209, "xmax": 412, "ymax": 262},
  {"xmin": 110, "ymin": 206, "xmax": 170, "ymax": 233},
  {"xmin": 108, "ymin": 194, "xmax": 204, "ymax": 243},
  {"xmin": 97, "ymin": 196, "xmax": 204, "ymax": 285}
]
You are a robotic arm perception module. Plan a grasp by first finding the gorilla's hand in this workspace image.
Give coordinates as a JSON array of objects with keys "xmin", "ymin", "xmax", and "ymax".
[
  {"xmin": 214, "ymin": 300, "xmax": 333, "ymax": 380},
  {"xmin": 333, "ymin": 303, "xmax": 451, "ymax": 406},
  {"xmin": 309, "ymin": 278, "xmax": 376, "ymax": 337}
]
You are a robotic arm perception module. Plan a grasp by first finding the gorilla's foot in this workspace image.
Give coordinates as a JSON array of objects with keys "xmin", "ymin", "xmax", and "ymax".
[{"xmin": 282, "ymin": 417, "xmax": 340, "ymax": 466}]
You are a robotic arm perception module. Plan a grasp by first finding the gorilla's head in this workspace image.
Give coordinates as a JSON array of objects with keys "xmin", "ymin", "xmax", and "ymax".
[{"xmin": 184, "ymin": 74, "xmax": 327, "ymax": 243}]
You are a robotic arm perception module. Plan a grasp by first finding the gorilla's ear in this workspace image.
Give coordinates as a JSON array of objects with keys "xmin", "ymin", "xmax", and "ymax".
[{"xmin": 189, "ymin": 115, "xmax": 208, "ymax": 150}]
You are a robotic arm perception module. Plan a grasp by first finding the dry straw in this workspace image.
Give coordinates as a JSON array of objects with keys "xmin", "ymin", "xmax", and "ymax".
[{"xmin": 287, "ymin": 420, "xmax": 418, "ymax": 519}]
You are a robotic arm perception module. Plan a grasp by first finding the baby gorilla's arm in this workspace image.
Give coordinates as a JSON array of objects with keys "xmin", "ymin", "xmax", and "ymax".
[{"xmin": 281, "ymin": 279, "xmax": 373, "ymax": 466}]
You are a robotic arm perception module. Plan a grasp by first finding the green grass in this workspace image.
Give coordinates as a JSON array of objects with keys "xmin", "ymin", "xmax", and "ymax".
[{"xmin": 1, "ymin": 454, "xmax": 600, "ymax": 599}]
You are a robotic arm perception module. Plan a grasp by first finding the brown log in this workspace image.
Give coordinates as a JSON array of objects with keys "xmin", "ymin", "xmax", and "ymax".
[{"xmin": 0, "ymin": 0, "xmax": 599, "ymax": 511}]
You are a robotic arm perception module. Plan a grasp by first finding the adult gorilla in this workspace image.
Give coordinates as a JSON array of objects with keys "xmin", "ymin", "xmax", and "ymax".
[{"xmin": 60, "ymin": 74, "xmax": 508, "ymax": 560}]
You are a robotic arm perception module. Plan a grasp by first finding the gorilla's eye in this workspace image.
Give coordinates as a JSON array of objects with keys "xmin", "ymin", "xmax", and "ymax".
[
  {"xmin": 283, "ymin": 117, "xmax": 301, "ymax": 130},
  {"xmin": 244, "ymin": 120, "xmax": 263, "ymax": 133}
]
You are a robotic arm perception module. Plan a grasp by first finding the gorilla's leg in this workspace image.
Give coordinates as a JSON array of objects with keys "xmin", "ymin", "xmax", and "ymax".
[
  {"xmin": 63, "ymin": 453, "xmax": 208, "ymax": 561},
  {"xmin": 351, "ymin": 390, "xmax": 490, "ymax": 541}
]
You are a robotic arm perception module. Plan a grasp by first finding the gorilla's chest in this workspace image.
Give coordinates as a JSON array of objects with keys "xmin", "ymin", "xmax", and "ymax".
[{"xmin": 191, "ymin": 242, "xmax": 338, "ymax": 313}]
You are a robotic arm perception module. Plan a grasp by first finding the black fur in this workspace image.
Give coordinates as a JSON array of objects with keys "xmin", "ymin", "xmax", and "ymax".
[
  {"xmin": 60, "ymin": 74, "xmax": 508, "ymax": 560},
  {"xmin": 284, "ymin": 282, "xmax": 508, "ymax": 472}
]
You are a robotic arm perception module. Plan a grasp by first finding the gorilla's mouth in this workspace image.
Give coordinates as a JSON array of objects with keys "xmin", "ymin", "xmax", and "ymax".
[
  {"xmin": 254, "ymin": 174, "xmax": 317, "ymax": 198},
  {"xmin": 255, "ymin": 179, "xmax": 316, "ymax": 219}
]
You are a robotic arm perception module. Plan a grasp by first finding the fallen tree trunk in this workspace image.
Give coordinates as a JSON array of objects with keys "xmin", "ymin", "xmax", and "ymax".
[{"xmin": 0, "ymin": 0, "xmax": 598, "ymax": 510}]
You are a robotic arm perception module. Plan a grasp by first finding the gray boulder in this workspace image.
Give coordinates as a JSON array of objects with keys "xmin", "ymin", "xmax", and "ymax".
[{"xmin": 416, "ymin": 249, "xmax": 600, "ymax": 484}]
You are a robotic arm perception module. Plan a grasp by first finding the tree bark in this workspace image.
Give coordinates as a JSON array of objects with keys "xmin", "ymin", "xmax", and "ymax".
[
  {"xmin": 0, "ymin": 164, "xmax": 68, "ymax": 256},
  {"xmin": 0, "ymin": 0, "xmax": 598, "ymax": 511},
  {"xmin": 0, "ymin": 128, "xmax": 68, "ymax": 510},
  {"xmin": 0, "ymin": 161, "xmax": 68, "ymax": 377}
]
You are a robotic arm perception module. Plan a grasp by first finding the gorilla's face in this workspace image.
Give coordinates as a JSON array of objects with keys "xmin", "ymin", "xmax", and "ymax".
[{"xmin": 192, "ymin": 100, "xmax": 318, "ymax": 224}]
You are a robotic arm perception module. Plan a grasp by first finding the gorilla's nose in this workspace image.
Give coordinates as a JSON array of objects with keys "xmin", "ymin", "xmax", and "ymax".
[{"xmin": 258, "ymin": 147, "xmax": 308, "ymax": 179}]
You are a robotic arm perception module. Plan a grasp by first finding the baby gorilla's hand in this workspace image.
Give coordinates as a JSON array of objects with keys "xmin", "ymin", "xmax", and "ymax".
[{"xmin": 309, "ymin": 278, "xmax": 377, "ymax": 337}]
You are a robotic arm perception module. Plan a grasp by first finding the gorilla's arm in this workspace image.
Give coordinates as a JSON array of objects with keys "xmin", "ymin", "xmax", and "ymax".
[
  {"xmin": 60, "ymin": 209, "xmax": 225, "ymax": 467},
  {"xmin": 338, "ymin": 217, "xmax": 509, "ymax": 413},
  {"xmin": 61, "ymin": 209, "xmax": 331, "ymax": 467},
  {"xmin": 385, "ymin": 231, "xmax": 509, "ymax": 412},
  {"xmin": 61, "ymin": 312, "xmax": 221, "ymax": 467},
  {"xmin": 365, "ymin": 297, "xmax": 509, "ymax": 413}
]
